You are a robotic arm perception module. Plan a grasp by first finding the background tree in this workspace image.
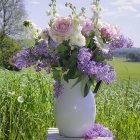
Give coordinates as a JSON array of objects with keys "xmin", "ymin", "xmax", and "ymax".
[
  {"xmin": 0, "ymin": 0, "xmax": 27, "ymax": 69},
  {"xmin": 0, "ymin": 34, "xmax": 22, "ymax": 70},
  {"xmin": 126, "ymin": 52, "xmax": 140, "ymax": 62},
  {"xmin": 0, "ymin": 0, "xmax": 26, "ymax": 38}
]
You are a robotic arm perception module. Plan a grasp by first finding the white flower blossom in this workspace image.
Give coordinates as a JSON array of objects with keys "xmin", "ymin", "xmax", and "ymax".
[
  {"xmin": 70, "ymin": 33, "xmax": 86, "ymax": 47},
  {"xmin": 97, "ymin": 20, "xmax": 103, "ymax": 29},
  {"xmin": 8, "ymin": 91, "xmax": 15, "ymax": 96},
  {"xmin": 91, "ymin": 0, "xmax": 101, "ymax": 26},
  {"xmin": 78, "ymin": 16, "xmax": 85, "ymax": 25},
  {"xmin": 17, "ymin": 96, "xmax": 24, "ymax": 103},
  {"xmin": 94, "ymin": 36, "xmax": 109, "ymax": 53},
  {"xmin": 24, "ymin": 20, "xmax": 41, "ymax": 39},
  {"xmin": 69, "ymin": 23, "xmax": 86, "ymax": 47}
]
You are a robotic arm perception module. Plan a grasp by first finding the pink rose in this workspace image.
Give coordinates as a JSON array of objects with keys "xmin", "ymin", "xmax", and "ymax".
[
  {"xmin": 82, "ymin": 19, "xmax": 93, "ymax": 37},
  {"xmin": 50, "ymin": 17, "xmax": 73, "ymax": 42}
]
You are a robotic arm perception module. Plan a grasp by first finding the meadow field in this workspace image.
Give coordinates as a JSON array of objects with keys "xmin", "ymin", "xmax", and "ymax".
[
  {"xmin": 0, "ymin": 58, "xmax": 140, "ymax": 140},
  {"xmin": 109, "ymin": 58, "xmax": 140, "ymax": 80}
]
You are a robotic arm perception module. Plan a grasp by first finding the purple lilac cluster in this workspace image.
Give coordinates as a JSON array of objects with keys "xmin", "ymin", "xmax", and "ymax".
[
  {"xmin": 13, "ymin": 48, "xmax": 35, "ymax": 69},
  {"xmin": 32, "ymin": 40, "xmax": 48, "ymax": 57},
  {"xmin": 13, "ymin": 40, "xmax": 59, "ymax": 71},
  {"xmin": 77, "ymin": 48, "xmax": 116, "ymax": 84},
  {"xmin": 84, "ymin": 124, "xmax": 113, "ymax": 139},
  {"xmin": 35, "ymin": 59, "xmax": 48, "ymax": 72},
  {"xmin": 48, "ymin": 38, "xmax": 59, "ymax": 65},
  {"xmin": 77, "ymin": 47, "xmax": 94, "ymax": 74},
  {"xmin": 33, "ymin": 40, "xmax": 59, "ymax": 71},
  {"xmin": 54, "ymin": 80, "xmax": 64, "ymax": 98},
  {"xmin": 95, "ymin": 64, "xmax": 116, "ymax": 84},
  {"xmin": 109, "ymin": 35, "xmax": 133, "ymax": 50},
  {"xmin": 48, "ymin": 38, "xmax": 57, "ymax": 49}
]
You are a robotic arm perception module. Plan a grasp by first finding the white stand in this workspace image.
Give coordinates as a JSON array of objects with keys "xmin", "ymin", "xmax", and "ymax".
[{"xmin": 47, "ymin": 128, "xmax": 114, "ymax": 140}]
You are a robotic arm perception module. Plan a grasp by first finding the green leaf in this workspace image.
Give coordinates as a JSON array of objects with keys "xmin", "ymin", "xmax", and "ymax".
[
  {"xmin": 66, "ymin": 68, "xmax": 76, "ymax": 79},
  {"xmin": 52, "ymin": 68, "xmax": 62, "ymax": 81},
  {"xmin": 90, "ymin": 77, "xmax": 95, "ymax": 86},
  {"xmin": 84, "ymin": 80, "xmax": 91, "ymax": 97},
  {"xmin": 93, "ymin": 49, "xmax": 106, "ymax": 62},
  {"xmin": 84, "ymin": 84, "xmax": 89, "ymax": 97},
  {"xmin": 63, "ymin": 74, "xmax": 69, "ymax": 82},
  {"xmin": 57, "ymin": 43, "xmax": 68, "ymax": 53},
  {"xmin": 68, "ymin": 49, "xmax": 78, "ymax": 68},
  {"xmin": 71, "ymin": 75, "xmax": 82, "ymax": 88},
  {"xmin": 81, "ymin": 75, "xmax": 89, "ymax": 96},
  {"xmin": 86, "ymin": 38, "xmax": 91, "ymax": 46}
]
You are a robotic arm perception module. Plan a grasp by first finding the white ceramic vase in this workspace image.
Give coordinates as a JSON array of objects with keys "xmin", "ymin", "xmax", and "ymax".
[{"xmin": 54, "ymin": 78, "xmax": 96, "ymax": 137}]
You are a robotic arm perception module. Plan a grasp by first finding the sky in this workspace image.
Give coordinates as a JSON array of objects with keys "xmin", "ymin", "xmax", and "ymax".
[{"xmin": 24, "ymin": 0, "xmax": 140, "ymax": 48}]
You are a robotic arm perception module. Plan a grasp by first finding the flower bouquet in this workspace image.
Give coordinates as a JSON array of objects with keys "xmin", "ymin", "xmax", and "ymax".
[{"xmin": 13, "ymin": 0, "xmax": 133, "ymax": 138}]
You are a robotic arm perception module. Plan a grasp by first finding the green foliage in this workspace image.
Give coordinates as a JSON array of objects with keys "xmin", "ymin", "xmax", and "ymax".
[
  {"xmin": 84, "ymin": 83, "xmax": 90, "ymax": 97},
  {"xmin": 80, "ymin": 75, "xmax": 90, "ymax": 97},
  {"xmin": 52, "ymin": 67, "xmax": 62, "ymax": 81},
  {"xmin": 0, "ymin": 35, "xmax": 21, "ymax": 70},
  {"xmin": 86, "ymin": 36, "xmax": 106, "ymax": 63},
  {"xmin": 56, "ymin": 41, "xmax": 81, "ymax": 82},
  {"xmin": 23, "ymin": 20, "xmax": 31, "ymax": 27},
  {"xmin": 93, "ymin": 49, "xmax": 106, "ymax": 62}
]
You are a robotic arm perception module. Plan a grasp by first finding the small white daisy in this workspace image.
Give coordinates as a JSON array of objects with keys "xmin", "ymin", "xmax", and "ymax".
[{"xmin": 17, "ymin": 96, "xmax": 24, "ymax": 103}]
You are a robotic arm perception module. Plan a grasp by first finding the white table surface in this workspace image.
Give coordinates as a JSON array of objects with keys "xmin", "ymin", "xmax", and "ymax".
[{"xmin": 47, "ymin": 128, "xmax": 114, "ymax": 140}]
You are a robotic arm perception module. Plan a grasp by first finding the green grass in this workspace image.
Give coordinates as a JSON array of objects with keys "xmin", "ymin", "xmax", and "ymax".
[
  {"xmin": 0, "ymin": 69, "xmax": 55, "ymax": 139},
  {"xmin": 109, "ymin": 58, "xmax": 140, "ymax": 80},
  {"xmin": 96, "ymin": 80, "xmax": 140, "ymax": 140},
  {"xmin": 0, "ymin": 64, "xmax": 140, "ymax": 140}
]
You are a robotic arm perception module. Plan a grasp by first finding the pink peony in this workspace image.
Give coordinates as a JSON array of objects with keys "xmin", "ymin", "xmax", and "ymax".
[
  {"xmin": 100, "ymin": 24, "xmax": 120, "ymax": 41},
  {"xmin": 82, "ymin": 19, "xmax": 93, "ymax": 37},
  {"xmin": 49, "ymin": 17, "xmax": 73, "ymax": 43}
]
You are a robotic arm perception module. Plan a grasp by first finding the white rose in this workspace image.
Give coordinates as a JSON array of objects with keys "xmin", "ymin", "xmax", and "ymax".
[{"xmin": 70, "ymin": 33, "xmax": 86, "ymax": 47}]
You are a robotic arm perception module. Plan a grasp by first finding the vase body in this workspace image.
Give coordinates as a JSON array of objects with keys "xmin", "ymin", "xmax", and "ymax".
[{"xmin": 54, "ymin": 79, "xmax": 96, "ymax": 137}]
